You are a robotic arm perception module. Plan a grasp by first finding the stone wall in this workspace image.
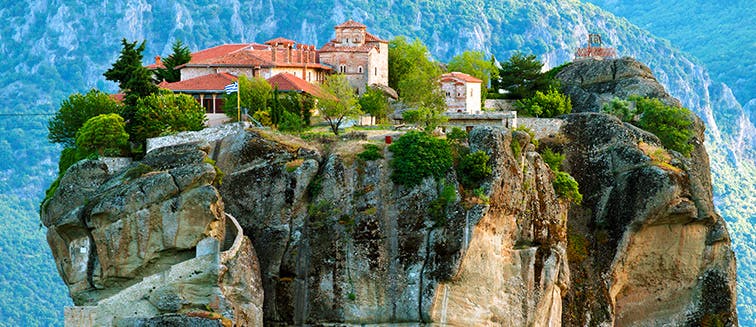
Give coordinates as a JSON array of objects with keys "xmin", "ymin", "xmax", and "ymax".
[{"xmin": 518, "ymin": 117, "xmax": 565, "ymax": 139}]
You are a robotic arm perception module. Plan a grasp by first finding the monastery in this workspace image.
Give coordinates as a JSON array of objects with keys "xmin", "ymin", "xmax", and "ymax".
[{"xmin": 152, "ymin": 20, "xmax": 389, "ymax": 115}]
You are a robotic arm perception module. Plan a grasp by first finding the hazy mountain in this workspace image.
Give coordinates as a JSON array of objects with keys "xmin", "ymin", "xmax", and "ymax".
[{"xmin": 0, "ymin": 0, "xmax": 753, "ymax": 324}]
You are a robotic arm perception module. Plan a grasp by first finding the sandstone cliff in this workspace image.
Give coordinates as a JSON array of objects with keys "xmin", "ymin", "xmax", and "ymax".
[{"xmin": 42, "ymin": 58, "xmax": 737, "ymax": 326}]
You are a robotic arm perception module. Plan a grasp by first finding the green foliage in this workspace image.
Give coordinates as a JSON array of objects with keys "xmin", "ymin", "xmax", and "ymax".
[
  {"xmin": 446, "ymin": 127, "xmax": 468, "ymax": 143},
  {"xmin": 492, "ymin": 52, "xmax": 555, "ymax": 99},
  {"xmin": 75, "ymin": 113, "xmax": 129, "ymax": 156},
  {"xmin": 541, "ymin": 147, "xmax": 565, "ymax": 172},
  {"xmin": 634, "ymin": 97, "xmax": 695, "ymax": 156},
  {"xmin": 131, "ymin": 92, "xmax": 207, "ymax": 144},
  {"xmin": 278, "ymin": 110, "xmax": 305, "ymax": 132},
  {"xmin": 429, "ymin": 181, "xmax": 457, "ymax": 227},
  {"xmin": 389, "ymin": 131, "xmax": 453, "ymax": 187},
  {"xmin": 103, "ymin": 39, "xmax": 158, "ymax": 106},
  {"xmin": 514, "ymin": 125, "xmax": 538, "ymax": 148},
  {"xmin": 402, "ymin": 106, "xmax": 448, "ymax": 133},
  {"xmin": 357, "ymin": 144, "xmax": 384, "ymax": 161},
  {"xmin": 388, "ymin": 36, "xmax": 446, "ymax": 112},
  {"xmin": 153, "ymin": 40, "xmax": 191, "ymax": 83},
  {"xmin": 511, "ymin": 138, "xmax": 522, "ymax": 158},
  {"xmin": 359, "ymin": 86, "xmax": 392, "ymax": 122},
  {"xmin": 602, "ymin": 97, "xmax": 634, "ymax": 122},
  {"xmin": 458, "ymin": 150, "xmax": 492, "ymax": 189},
  {"xmin": 224, "ymin": 75, "xmax": 272, "ymax": 121},
  {"xmin": 252, "ymin": 110, "xmax": 272, "ymax": 126},
  {"xmin": 447, "ymin": 50, "xmax": 498, "ymax": 89},
  {"xmin": 203, "ymin": 157, "xmax": 224, "ymax": 186},
  {"xmin": 270, "ymin": 87, "xmax": 282, "ymax": 127},
  {"xmin": 279, "ymin": 92, "xmax": 314, "ymax": 125},
  {"xmin": 554, "ymin": 171, "xmax": 582, "ymax": 204},
  {"xmin": 515, "ymin": 87, "xmax": 572, "ymax": 117},
  {"xmin": 48, "ymin": 89, "xmax": 124, "ymax": 146},
  {"xmin": 317, "ymin": 74, "xmax": 362, "ymax": 135}
]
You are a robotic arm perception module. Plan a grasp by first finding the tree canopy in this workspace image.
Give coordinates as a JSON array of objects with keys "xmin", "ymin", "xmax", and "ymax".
[
  {"xmin": 317, "ymin": 74, "xmax": 362, "ymax": 135},
  {"xmin": 223, "ymin": 75, "xmax": 272, "ymax": 121},
  {"xmin": 359, "ymin": 86, "xmax": 392, "ymax": 122},
  {"xmin": 131, "ymin": 92, "xmax": 207, "ymax": 145},
  {"xmin": 447, "ymin": 50, "xmax": 497, "ymax": 89},
  {"xmin": 103, "ymin": 39, "xmax": 158, "ymax": 107},
  {"xmin": 75, "ymin": 113, "xmax": 129, "ymax": 157},
  {"xmin": 47, "ymin": 89, "xmax": 124, "ymax": 147},
  {"xmin": 492, "ymin": 52, "xmax": 553, "ymax": 99},
  {"xmin": 154, "ymin": 40, "xmax": 192, "ymax": 83},
  {"xmin": 514, "ymin": 87, "xmax": 572, "ymax": 117},
  {"xmin": 388, "ymin": 36, "xmax": 443, "ymax": 101}
]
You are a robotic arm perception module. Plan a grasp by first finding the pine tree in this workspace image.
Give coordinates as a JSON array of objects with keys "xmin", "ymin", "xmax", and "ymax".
[
  {"xmin": 154, "ymin": 40, "xmax": 192, "ymax": 83},
  {"xmin": 104, "ymin": 39, "xmax": 158, "ymax": 108}
]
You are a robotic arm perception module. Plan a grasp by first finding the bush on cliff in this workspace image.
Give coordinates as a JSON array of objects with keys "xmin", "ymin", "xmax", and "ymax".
[
  {"xmin": 515, "ymin": 87, "xmax": 572, "ymax": 117},
  {"xmin": 131, "ymin": 92, "xmax": 207, "ymax": 145},
  {"xmin": 554, "ymin": 171, "xmax": 582, "ymax": 205},
  {"xmin": 47, "ymin": 89, "xmax": 124, "ymax": 147},
  {"xmin": 389, "ymin": 131, "xmax": 452, "ymax": 187},
  {"xmin": 458, "ymin": 150, "xmax": 492, "ymax": 189},
  {"xmin": 75, "ymin": 113, "xmax": 129, "ymax": 157},
  {"xmin": 635, "ymin": 97, "xmax": 695, "ymax": 156}
]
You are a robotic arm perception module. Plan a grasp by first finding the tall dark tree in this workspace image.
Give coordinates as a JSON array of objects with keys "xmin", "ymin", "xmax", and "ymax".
[
  {"xmin": 104, "ymin": 39, "xmax": 158, "ymax": 108},
  {"xmin": 493, "ymin": 52, "xmax": 553, "ymax": 99},
  {"xmin": 154, "ymin": 40, "xmax": 192, "ymax": 83}
]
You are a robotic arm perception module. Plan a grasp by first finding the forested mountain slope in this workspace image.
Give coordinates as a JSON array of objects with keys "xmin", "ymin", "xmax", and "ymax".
[{"xmin": 0, "ymin": 0, "xmax": 753, "ymax": 324}]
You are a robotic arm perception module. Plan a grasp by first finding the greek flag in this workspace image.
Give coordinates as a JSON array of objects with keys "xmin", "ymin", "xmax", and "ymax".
[{"xmin": 224, "ymin": 82, "xmax": 238, "ymax": 94}]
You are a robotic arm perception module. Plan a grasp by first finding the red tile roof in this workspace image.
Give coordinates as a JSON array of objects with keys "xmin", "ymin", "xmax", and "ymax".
[
  {"xmin": 336, "ymin": 20, "xmax": 367, "ymax": 29},
  {"xmin": 364, "ymin": 32, "xmax": 388, "ymax": 43},
  {"xmin": 110, "ymin": 93, "xmax": 125, "ymax": 103},
  {"xmin": 159, "ymin": 72, "xmax": 238, "ymax": 92},
  {"xmin": 267, "ymin": 73, "xmax": 325, "ymax": 97},
  {"xmin": 180, "ymin": 44, "xmax": 261, "ymax": 66},
  {"xmin": 265, "ymin": 37, "xmax": 296, "ymax": 45},
  {"xmin": 440, "ymin": 72, "xmax": 483, "ymax": 84}
]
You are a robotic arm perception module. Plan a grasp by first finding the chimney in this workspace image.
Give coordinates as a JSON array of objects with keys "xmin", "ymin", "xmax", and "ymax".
[
  {"xmin": 303, "ymin": 45, "xmax": 309, "ymax": 64},
  {"xmin": 287, "ymin": 45, "xmax": 292, "ymax": 63},
  {"xmin": 155, "ymin": 56, "xmax": 162, "ymax": 66},
  {"xmin": 310, "ymin": 45, "xmax": 316, "ymax": 63},
  {"xmin": 271, "ymin": 45, "xmax": 277, "ymax": 62}
]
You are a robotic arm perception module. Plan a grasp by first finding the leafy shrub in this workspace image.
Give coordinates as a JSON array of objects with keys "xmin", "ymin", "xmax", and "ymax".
[
  {"xmin": 278, "ymin": 110, "xmax": 305, "ymax": 132},
  {"xmin": 446, "ymin": 127, "xmax": 468, "ymax": 143},
  {"xmin": 554, "ymin": 171, "xmax": 582, "ymax": 204},
  {"xmin": 75, "ymin": 114, "xmax": 129, "ymax": 156},
  {"xmin": 511, "ymin": 138, "xmax": 522, "ymax": 157},
  {"xmin": 602, "ymin": 97, "xmax": 633, "ymax": 122},
  {"xmin": 429, "ymin": 181, "xmax": 457, "ymax": 226},
  {"xmin": 458, "ymin": 150, "xmax": 492, "ymax": 188},
  {"xmin": 635, "ymin": 98, "xmax": 695, "ymax": 156},
  {"xmin": 389, "ymin": 131, "xmax": 452, "ymax": 187},
  {"xmin": 204, "ymin": 157, "xmax": 224, "ymax": 185},
  {"xmin": 515, "ymin": 87, "xmax": 572, "ymax": 117},
  {"xmin": 357, "ymin": 144, "xmax": 383, "ymax": 161},
  {"xmin": 541, "ymin": 147, "xmax": 565, "ymax": 171},
  {"xmin": 48, "ymin": 89, "xmax": 124, "ymax": 146},
  {"xmin": 131, "ymin": 93, "xmax": 206, "ymax": 144},
  {"xmin": 514, "ymin": 125, "xmax": 539, "ymax": 148},
  {"xmin": 252, "ymin": 110, "xmax": 272, "ymax": 126}
]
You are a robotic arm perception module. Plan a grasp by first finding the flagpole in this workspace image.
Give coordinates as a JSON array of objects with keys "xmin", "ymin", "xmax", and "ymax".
[{"xmin": 237, "ymin": 82, "xmax": 241, "ymax": 122}]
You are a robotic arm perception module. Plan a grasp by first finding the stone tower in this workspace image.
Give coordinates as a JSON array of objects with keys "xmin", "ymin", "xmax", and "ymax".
[{"xmin": 319, "ymin": 20, "xmax": 389, "ymax": 94}]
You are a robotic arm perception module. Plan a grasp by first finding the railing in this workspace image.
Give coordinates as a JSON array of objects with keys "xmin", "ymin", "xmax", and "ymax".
[{"xmin": 221, "ymin": 213, "xmax": 244, "ymax": 263}]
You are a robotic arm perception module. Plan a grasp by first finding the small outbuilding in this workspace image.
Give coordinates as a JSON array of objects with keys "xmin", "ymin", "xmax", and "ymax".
[{"xmin": 440, "ymin": 72, "xmax": 482, "ymax": 114}]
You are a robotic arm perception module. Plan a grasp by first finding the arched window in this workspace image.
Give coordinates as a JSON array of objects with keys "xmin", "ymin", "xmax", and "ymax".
[{"xmin": 357, "ymin": 66, "xmax": 363, "ymax": 74}]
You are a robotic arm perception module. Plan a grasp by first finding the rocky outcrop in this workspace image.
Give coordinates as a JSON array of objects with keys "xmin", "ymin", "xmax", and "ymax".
[
  {"xmin": 42, "ymin": 142, "xmax": 263, "ymax": 326},
  {"xmin": 553, "ymin": 58, "xmax": 739, "ymax": 326},
  {"xmin": 556, "ymin": 57, "xmax": 682, "ymax": 113},
  {"xmin": 211, "ymin": 126, "xmax": 569, "ymax": 325}
]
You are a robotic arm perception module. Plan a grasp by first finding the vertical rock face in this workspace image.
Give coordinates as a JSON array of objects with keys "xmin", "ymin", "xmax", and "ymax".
[
  {"xmin": 41, "ymin": 142, "xmax": 263, "ymax": 326},
  {"xmin": 555, "ymin": 58, "xmax": 738, "ymax": 326},
  {"xmin": 213, "ymin": 127, "xmax": 569, "ymax": 325}
]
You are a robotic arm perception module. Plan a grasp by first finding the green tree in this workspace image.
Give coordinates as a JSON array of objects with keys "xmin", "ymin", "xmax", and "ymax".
[
  {"xmin": 388, "ymin": 36, "xmax": 443, "ymax": 99},
  {"xmin": 602, "ymin": 97, "xmax": 634, "ymax": 122},
  {"xmin": 278, "ymin": 110, "xmax": 305, "ymax": 132},
  {"xmin": 389, "ymin": 131, "xmax": 453, "ymax": 187},
  {"xmin": 554, "ymin": 171, "xmax": 582, "ymax": 204},
  {"xmin": 75, "ymin": 114, "xmax": 129, "ymax": 156},
  {"xmin": 402, "ymin": 106, "xmax": 448, "ymax": 133},
  {"xmin": 154, "ymin": 40, "xmax": 192, "ymax": 83},
  {"xmin": 224, "ymin": 75, "xmax": 272, "ymax": 121},
  {"xmin": 515, "ymin": 87, "xmax": 572, "ymax": 117},
  {"xmin": 270, "ymin": 87, "xmax": 282, "ymax": 127},
  {"xmin": 635, "ymin": 97, "xmax": 695, "ymax": 156},
  {"xmin": 104, "ymin": 39, "xmax": 159, "ymax": 107},
  {"xmin": 279, "ymin": 92, "xmax": 314, "ymax": 126},
  {"xmin": 458, "ymin": 150, "xmax": 492, "ymax": 188},
  {"xmin": 47, "ymin": 89, "xmax": 124, "ymax": 146},
  {"xmin": 131, "ymin": 92, "xmax": 207, "ymax": 144},
  {"xmin": 447, "ymin": 50, "xmax": 498, "ymax": 90},
  {"xmin": 317, "ymin": 74, "xmax": 362, "ymax": 135},
  {"xmin": 359, "ymin": 86, "xmax": 391, "ymax": 122},
  {"xmin": 493, "ymin": 52, "xmax": 552, "ymax": 99}
]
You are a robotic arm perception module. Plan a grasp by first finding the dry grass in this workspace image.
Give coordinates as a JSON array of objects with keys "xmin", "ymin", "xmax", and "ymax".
[{"xmin": 638, "ymin": 142, "xmax": 683, "ymax": 173}]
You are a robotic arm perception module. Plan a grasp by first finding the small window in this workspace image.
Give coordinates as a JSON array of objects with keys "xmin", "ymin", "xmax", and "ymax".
[
  {"xmin": 358, "ymin": 66, "xmax": 363, "ymax": 74},
  {"xmin": 446, "ymin": 91, "xmax": 451, "ymax": 96},
  {"xmin": 308, "ymin": 72, "xmax": 311, "ymax": 81},
  {"xmin": 374, "ymin": 67, "xmax": 378, "ymax": 76},
  {"xmin": 457, "ymin": 92, "xmax": 462, "ymax": 97}
]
